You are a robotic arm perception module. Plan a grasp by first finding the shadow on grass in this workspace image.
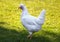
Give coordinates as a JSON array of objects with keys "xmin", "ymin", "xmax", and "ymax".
[
  {"xmin": 0, "ymin": 26, "xmax": 60, "ymax": 42},
  {"xmin": 41, "ymin": 30, "xmax": 60, "ymax": 42},
  {"xmin": 0, "ymin": 26, "xmax": 28, "ymax": 42}
]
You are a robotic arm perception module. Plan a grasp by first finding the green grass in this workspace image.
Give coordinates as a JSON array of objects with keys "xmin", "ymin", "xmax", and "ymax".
[{"xmin": 0, "ymin": 0, "xmax": 60, "ymax": 42}]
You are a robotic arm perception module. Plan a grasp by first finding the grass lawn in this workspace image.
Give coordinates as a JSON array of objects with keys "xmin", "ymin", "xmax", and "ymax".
[{"xmin": 0, "ymin": 0, "xmax": 60, "ymax": 42}]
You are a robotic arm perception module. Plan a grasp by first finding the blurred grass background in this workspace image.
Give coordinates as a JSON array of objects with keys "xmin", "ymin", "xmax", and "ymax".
[{"xmin": 0, "ymin": 0, "xmax": 60, "ymax": 42}]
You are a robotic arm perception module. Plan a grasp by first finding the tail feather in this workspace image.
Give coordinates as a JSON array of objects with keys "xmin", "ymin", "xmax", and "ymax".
[
  {"xmin": 37, "ymin": 9, "xmax": 46, "ymax": 24},
  {"xmin": 38, "ymin": 9, "xmax": 46, "ymax": 18}
]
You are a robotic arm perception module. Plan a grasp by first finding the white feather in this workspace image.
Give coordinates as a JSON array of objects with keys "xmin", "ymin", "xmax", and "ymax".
[{"xmin": 20, "ymin": 4, "xmax": 46, "ymax": 35}]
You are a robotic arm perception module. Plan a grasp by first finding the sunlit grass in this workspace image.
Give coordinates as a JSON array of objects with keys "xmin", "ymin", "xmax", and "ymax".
[{"xmin": 0, "ymin": 0, "xmax": 60, "ymax": 42}]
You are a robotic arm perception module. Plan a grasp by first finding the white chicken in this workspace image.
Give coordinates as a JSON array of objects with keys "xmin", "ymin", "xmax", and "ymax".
[{"xmin": 19, "ymin": 4, "xmax": 46, "ymax": 39}]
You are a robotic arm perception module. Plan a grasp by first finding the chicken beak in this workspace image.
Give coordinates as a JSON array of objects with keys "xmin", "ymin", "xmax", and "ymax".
[
  {"xmin": 18, "ymin": 6, "xmax": 22, "ymax": 10},
  {"xmin": 18, "ymin": 7, "xmax": 20, "ymax": 9}
]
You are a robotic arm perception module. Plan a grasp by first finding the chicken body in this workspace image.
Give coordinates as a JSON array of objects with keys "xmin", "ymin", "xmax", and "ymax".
[{"xmin": 19, "ymin": 4, "xmax": 46, "ymax": 38}]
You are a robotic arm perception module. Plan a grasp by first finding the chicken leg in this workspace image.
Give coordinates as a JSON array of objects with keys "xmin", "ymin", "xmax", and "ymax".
[{"xmin": 27, "ymin": 32, "xmax": 32, "ymax": 39}]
